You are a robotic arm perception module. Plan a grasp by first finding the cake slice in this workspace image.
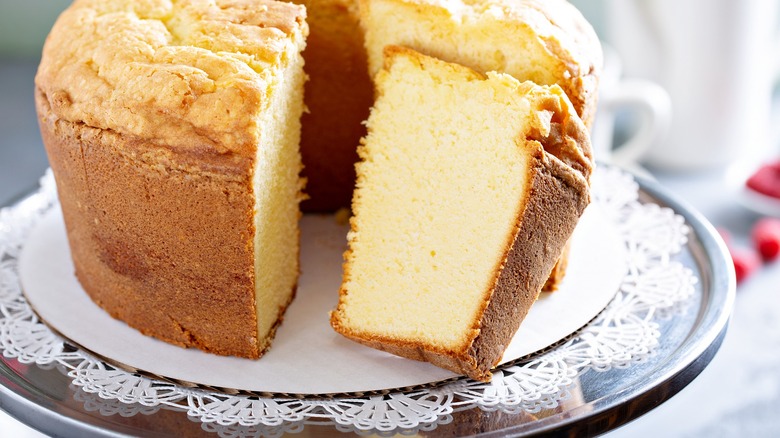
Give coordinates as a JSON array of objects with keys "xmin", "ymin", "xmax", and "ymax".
[
  {"xmin": 359, "ymin": 0, "xmax": 602, "ymax": 290},
  {"xmin": 35, "ymin": 0, "xmax": 308, "ymax": 358},
  {"xmin": 330, "ymin": 47, "xmax": 593, "ymax": 382}
]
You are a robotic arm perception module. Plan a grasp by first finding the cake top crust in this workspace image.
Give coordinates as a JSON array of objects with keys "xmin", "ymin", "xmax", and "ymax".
[
  {"xmin": 361, "ymin": 0, "xmax": 602, "ymax": 126},
  {"xmin": 35, "ymin": 0, "xmax": 308, "ymax": 159},
  {"xmin": 374, "ymin": 0, "xmax": 601, "ymax": 75}
]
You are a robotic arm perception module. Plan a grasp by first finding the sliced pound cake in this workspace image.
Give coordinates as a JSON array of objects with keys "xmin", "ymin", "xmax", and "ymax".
[
  {"xmin": 35, "ymin": 0, "xmax": 309, "ymax": 358},
  {"xmin": 359, "ymin": 0, "xmax": 602, "ymax": 290},
  {"xmin": 330, "ymin": 47, "xmax": 593, "ymax": 382}
]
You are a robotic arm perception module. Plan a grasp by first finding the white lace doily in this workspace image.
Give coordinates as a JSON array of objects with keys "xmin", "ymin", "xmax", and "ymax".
[{"xmin": 0, "ymin": 167, "xmax": 697, "ymax": 436}]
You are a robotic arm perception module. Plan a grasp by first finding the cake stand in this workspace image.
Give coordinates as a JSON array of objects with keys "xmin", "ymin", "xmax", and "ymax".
[{"xmin": 0, "ymin": 168, "xmax": 734, "ymax": 437}]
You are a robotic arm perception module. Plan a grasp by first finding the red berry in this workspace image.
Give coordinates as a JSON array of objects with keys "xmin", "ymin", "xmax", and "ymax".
[
  {"xmin": 752, "ymin": 218, "xmax": 780, "ymax": 261},
  {"xmin": 730, "ymin": 247, "xmax": 762, "ymax": 284},
  {"xmin": 746, "ymin": 161, "xmax": 780, "ymax": 199}
]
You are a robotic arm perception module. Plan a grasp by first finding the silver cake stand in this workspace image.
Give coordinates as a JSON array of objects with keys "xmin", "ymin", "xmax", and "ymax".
[{"xmin": 0, "ymin": 172, "xmax": 734, "ymax": 437}]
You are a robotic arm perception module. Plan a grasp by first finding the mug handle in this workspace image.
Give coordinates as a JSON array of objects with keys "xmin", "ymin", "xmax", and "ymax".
[{"xmin": 601, "ymin": 79, "xmax": 672, "ymax": 168}]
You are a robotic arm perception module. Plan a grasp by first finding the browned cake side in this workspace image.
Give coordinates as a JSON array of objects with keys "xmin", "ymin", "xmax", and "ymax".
[
  {"xmin": 37, "ymin": 97, "xmax": 265, "ymax": 356},
  {"xmin": 542, "ymin": 241, "xmax": 571, "ymax": 291},
  {"xmin": 293, "ymin": 0, "xmax": 374, "ymax": 212}
]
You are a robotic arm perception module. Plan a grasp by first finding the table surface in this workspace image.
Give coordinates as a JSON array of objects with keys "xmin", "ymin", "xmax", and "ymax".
[{"xmin": 2, "ymin": 58, "xmax": 779, "ymax": 437}]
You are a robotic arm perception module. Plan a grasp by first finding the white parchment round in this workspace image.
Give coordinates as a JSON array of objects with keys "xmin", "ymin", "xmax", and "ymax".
[{"xmin": 19, "ymin": 203, "xmax": 624, "ymax": 395}]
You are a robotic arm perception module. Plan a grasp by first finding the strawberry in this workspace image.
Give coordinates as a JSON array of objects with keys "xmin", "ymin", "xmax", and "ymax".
[
  {"xmin": 746, "ymin": 161, "xmax": 780, "ymax": 199},
  {"xmin": 752, "ymin": 218, "xmax": 780, "ymax": 261}
]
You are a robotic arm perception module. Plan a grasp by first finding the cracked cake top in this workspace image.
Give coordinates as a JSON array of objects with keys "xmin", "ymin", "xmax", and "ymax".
[{"xmin": 35, "ymin": 0, "xmax": 308, "ymax": 157}]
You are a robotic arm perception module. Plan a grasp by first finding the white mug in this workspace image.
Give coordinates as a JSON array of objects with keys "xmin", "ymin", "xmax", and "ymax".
[
  {"xmin": 604, "ymin": 0, "xmax": 780, "ymax": 172},
  {"xmin": 591, "ymin": 45, "xmax": 672, "ymax": 172}
]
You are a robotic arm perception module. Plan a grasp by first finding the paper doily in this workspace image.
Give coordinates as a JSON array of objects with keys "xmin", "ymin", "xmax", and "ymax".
[{"xmin": 0, "ymin": 167, "xmax": 697, "ymax": 436}]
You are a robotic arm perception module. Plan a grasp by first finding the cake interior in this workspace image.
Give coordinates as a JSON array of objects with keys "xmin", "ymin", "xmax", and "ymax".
[
  {"xmin": 252, "ymin": 50, "xmax": 307, "ymax": 350},
  {"xmin": 339, "ymin": 50, "xmax": 537, "ymax": 351},
  {"xmin": 362, "ymin": 0, "xmax": 560, "ymax": 85}
]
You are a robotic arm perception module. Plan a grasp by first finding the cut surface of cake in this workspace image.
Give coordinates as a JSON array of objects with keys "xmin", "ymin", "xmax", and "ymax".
[
  {"xmin": 359, "ymin": 0, "xmax": 601, "ymax": 291},
  {"xmin": 291, "ymin": 0, "xmax": 374, "ymax": 212},
  {"xmin": 330, "ymin": 47, "xmax": 593, "ymax": 381},
  {"xmin": 35, "ymin": 0, "xmax": 309, "ymax": 358}
]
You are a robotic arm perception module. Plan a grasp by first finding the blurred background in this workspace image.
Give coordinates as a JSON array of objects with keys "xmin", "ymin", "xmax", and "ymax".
[
  {"xmin": 1, "ymin": 1, "xmax": 779, "ymax": 436},
  {"xmin": 0, "ymin": 0, "xmax": 70, "ymax": 207}
]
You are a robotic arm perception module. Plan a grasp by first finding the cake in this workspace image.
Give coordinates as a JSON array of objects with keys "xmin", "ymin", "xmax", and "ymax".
[
  {"xmin": 359, "ymin": 0, "xmax": 601, "ymax": 291},
  {"xmin": 291, "ymin": 0, "xmax": 374, "ymax": 212},
  {"xmin": 359, "ymin": 0, "xmax": 602, "ymax": 127},
  {"xmin": 330, "ymin": 47, "xmax": 593, "ymax": 381},
  {"xmin": 296, "ymin": 0, "xmax": 600, "ymax": 215},
  {"xmin": 35, "ymin": 0, "xmax": 309, "ymax": 358}
]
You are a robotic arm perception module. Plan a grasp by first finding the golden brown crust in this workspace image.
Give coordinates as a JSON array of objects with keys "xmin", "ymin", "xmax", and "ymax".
[
  {"xmin": 521, "ymin": 84, "xmax": 594, "ymax": 181},
  {"xmin": 506, "ymin": 0, "xmax": 603, "ymax": 127},
  {"xmin": 331, "ymin": 47, "xmax": 593, "ymax": 381},
  {"xmin": 467, "ymin": 152, "xmax": 590, "ymax": 379},
  {"xmin": 37, "ymin": 92, "xmax": 268, "ymax": 357},
  {"xmin": 542, "ymin": 240, "xmax": 570, "ymax": 292},
  {"xmin": 519, "ymin": 62, "xmax": 596, "ymax": 293},
  {"xmin": 292, "ymin": 0, "xmax": 374, "ymax": 212},
  {"xmin": 35, "ymin": 0, "xmax": 308, "ymax": 160}
]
